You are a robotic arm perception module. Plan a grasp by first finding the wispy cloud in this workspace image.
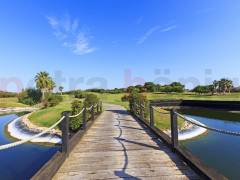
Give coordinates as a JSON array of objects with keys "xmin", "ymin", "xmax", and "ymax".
[
  {"xmin": 46, "ymin": 14, "xmax": 95, "ymax": 55},
  {"xmin": 160, "ymin": 25, "xmax": 177, "ymax": 32},
  {"xmin": 137, "ymin": 24, "xmax": 177, "ymax": 45}
]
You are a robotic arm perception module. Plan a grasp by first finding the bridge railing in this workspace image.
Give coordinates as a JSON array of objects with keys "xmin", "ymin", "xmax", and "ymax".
[
  {"xmin": 132, "ymin": 101, "xmax": 231, "ymax": 180},
  {"xmin": 0, "ymin": 101, "xmax": 103, "ymax": 179}
]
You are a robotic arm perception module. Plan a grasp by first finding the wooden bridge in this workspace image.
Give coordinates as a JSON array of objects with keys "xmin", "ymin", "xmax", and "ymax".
[
  {"xmin": 1, "ymin": 100, "xmax": 235, "ymax": 179},
  {"xmin": 52, "ymin": 104, "xmax": 199, "ymax": 179},
  {"xmin": 1, "ymin": 100, "xmax": 230, "ymax": 179}
]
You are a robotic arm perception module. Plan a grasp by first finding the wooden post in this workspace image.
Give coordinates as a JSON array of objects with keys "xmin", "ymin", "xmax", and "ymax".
[
  {"xmin": 150, "ymin": 106, "xmax": 154, "ymax": 127},
  {"xmin": 91, "ymin": 105, "xmax": 94, "ymax": 121},
  {"xmin": 171, "ymin": 109, "xmax": 178, "ymax": 150},
  {"xmin": 82, "ymin": 107, "xmax": 86, "ymax": 129},
  {"xmin": 97, "ymin": 103, "xmax": 99, "ymax": 114},
  {"xmin": 61, "ymin": 111, "xmax": 70, "ymax": 155},
  {"xmin": 140, "ymin": 104, "xmax": 143, "ymax": 119},
  {"xmin": 100, "ymin": 102, "xmax": 103, "ymax": 112}
]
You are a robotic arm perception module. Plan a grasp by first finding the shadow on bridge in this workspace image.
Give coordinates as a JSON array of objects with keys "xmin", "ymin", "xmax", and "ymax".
[{"xmin": 107, "ymin": 109, "xmax": 195, "ymax": 180}]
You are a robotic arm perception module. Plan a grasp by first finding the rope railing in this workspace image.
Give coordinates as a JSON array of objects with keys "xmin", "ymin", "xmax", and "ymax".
[
  {"xmin": 0, "ymin": 116, "xmax": 65, "ymax": 151},
  {"xmin": 0, "ymin": 102, "xmax": 103, "ymax": 151},
  {"xmin": 175, "ymin": 112, "xmax": 240, "ymax": 137},
  {"xmin": 69, "ymin": 108, "xmax": 85, "ymax": 118},
  {"xmin": 86, "ymin": 105, "xmax": 94, "ymax": 111}
]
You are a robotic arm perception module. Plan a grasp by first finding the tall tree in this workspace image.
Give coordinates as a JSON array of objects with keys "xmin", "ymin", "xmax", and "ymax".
[
  {"xmin": 59, "ymin": 86, "xmax": 64, "ymax": 95},
  {"xmin": 35, "ymin": 71, "xmax": 53, "ymax": 100}
]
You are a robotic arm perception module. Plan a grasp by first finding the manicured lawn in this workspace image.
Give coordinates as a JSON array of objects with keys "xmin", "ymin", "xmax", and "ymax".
[
  {"xmin": 96, "ymin": 92, "xmax": 240, "ymax": 131},
  {"xmin": 96, "ymin": 92, "xmax": 240, "ymax": 109},
  {"xmin": 96, "ymin": 93, "xmax": 129, "ymax": 109},
  {"xmin": 147, "ymin": 92, "xmax": 240, "ymax": 101},
  {"xmin": 0, "ymin": 97, "xmax": 29, "ymax": 108},
  {"xmin": 29, "ymin": 95, "xmax": 77, "ymax": 127}
]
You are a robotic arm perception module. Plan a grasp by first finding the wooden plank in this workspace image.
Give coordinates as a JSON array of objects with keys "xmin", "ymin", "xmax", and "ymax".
[{"xmin": 53, "ymin": 104, "xmax": 200, "ymax": 180}]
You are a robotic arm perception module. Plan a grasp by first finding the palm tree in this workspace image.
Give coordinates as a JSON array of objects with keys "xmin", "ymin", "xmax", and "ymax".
[
  {"xmin": 48, "ymin": 78, "xmax": 56, "ymax": 92},
  {"xmin": 226, "ymin": 79, "xmax": 233, "ymax": 94},
  {"xmin": 213, "ymin": 80, "xmax": 219, "ymax": 94},
  {"xmin": 59, "ymin": 86, "xmax": 64, "ymax": 95},
  {"xmin": 35, "ymin": 71, "xmax": 52, "ymax": 100}
]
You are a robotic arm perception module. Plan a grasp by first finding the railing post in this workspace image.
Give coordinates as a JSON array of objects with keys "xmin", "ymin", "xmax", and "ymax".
[
  {"xmin": 61, "ymin": 111, "xmax": 70, "ymax": 156},
  {"xmin": 171, "ymin": 109, "xmax": 178, "ymax": 150},
  {"xmin": 150, "ymin": 105, "xmax": 154, "ymax": 127},
  {"xmin": 91, "ymin": 105, "xmax": 94, "ymax": 121},
  {"xmin": 82, "ymin": 107, "xmax": 87, "ymax": 129},
  {"xmin": 140, "ymin": 104, "xmax": 143, "ymax": 119},
  {"xmin": 100, "ymin": 101, "xmax": 103, "ymax": 112},
  {"xmin": 134, "ymin": 103, "xmax": 137, "ymax": 116},
  {"xmin": 97, "ymin": 103, "xmax": 99, "ymax": 114}
]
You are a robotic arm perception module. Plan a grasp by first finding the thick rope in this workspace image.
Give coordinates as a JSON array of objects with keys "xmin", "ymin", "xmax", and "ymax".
[
  {"xmin": 175, "ymin": 112, "xmax": 240, "ymax": 136},
  {"xmin": 69, "ymin": 108, "xmax": 85, "ymax": 118},
  {"xmin": 86, "ymin": 105, "xmax": 94, "ymax": 111},
  {"xmin": 0, "ymin": 116, "xmax": 65, "ymax": 151}
]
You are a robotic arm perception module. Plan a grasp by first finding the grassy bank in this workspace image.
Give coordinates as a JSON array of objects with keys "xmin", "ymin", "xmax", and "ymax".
[
  {"xmin": 0, "ymin": 97, "xmax": 29, "ymax": 108},
  {"xmin": 96, "ymin": 92, "xmax": 240, "ymax": 130},
  {"xmin": 97, "ymin": 92, "xmax": 240, "ymax": 108},
  {"xmin": 29, "ymin": 95, "xmax": 76, "ymax": 127},
  {"xmin": 25, "ymin": 92, "xmax": 240, "ymax": 128}
]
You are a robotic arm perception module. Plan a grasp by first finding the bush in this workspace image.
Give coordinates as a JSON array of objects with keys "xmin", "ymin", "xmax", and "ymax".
[
  {"xmin": 128, "ymin": 92, "xmax": 149, "ymax": 118},
  {"xmin": 74, "ymin": 90, "xmax": 86, "ymax": 99},
  {"xmin": 18, "ymin": 89, "xmax": 42, "ymax": 105},
  {"xmin": 84, "ymin": 94, "xmax": 99, "ymax": 107},
  {"xmin": 43, "ymin": 93, "xmax": 63, "ymax": 108},
  {"xmin": 69, "ymin": 100, "xmax": 83, "ymax": 131},
  {"xmin": 0, "ymin": 91, "xmax": 17, "ymax": 98},
  {"xmin": 121, "ymin": 94, "xmax": 129, "ymax": 102}
]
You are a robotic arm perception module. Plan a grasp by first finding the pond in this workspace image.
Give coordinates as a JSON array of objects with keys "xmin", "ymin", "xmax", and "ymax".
[
  {"xmin": 179, "ymin": 109, "xmax": 240, "ymax": 180},
  {"xmin": 0, "ymin": 114, "xmax": 59, "ymax": 180}
]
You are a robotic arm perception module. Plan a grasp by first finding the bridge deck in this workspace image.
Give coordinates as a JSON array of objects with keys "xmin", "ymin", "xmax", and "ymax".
[{"xmin": 54, "ymin": 104, "xmax": 200, "ymax": 180}]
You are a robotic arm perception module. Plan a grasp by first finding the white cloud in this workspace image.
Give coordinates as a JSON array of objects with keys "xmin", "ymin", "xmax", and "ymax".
[
  {"xmin": 137, "ymin": 24, "xmax": 177, "ymax": 45},
  {"xmin": 160, "ymin": 25, "xmax": 177, "ymax": 32},
  {"xmin": 46, "ymin": 15, "xmax": 95, "ymax": 55},
  {"xmin": 137, "ymin": 25, "xmax": 161, "ymax": 44}
]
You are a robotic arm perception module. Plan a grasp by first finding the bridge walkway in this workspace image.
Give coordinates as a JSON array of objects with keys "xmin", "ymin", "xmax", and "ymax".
[{"xmin": 54, "ymin": 104, "xmax": 200, "ymax": 180}]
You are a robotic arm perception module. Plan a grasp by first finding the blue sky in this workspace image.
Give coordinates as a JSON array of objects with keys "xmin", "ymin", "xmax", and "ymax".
[{"xmin": 1, "ymin": 0, "xmax": 240, "ymax": 91}]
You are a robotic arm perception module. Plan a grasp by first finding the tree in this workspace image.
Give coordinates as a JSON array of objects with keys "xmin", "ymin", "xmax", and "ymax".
[
  {"xmin": 144, "ymin": 82, "xmax": 156, "ymax": 92},
  {"xmin": 218, "ymin": 78, "xmax": 233, "ymax": 94},
  {"xmin": 59, "ymin": 86, "xmax": 64, "ymax": 95},
  {"xmin": 48, "ymin": 78, "xmax": 56, "ymax": 92},
  {"xmin": 192, "ymin": 85, "xmax": 209, "ymax": 94},
  {"xmin": 35, "ymin": 71, "xmax": 54, "ymax": 100}
]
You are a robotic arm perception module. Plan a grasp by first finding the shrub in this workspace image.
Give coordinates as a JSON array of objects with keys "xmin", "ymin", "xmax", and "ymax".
[
  {"xmin": 84, "ymin": 94, "xmax": 99, "ymax": 107},
  {"xmin": 121, "ymin": 94, "xmax": 129, "ymax": 102},
  {"xmin": 18, "ymin": 89, "xmax": 42, "ymax": 105},
  {"xmin": 69, "ymin": 100, "xmax": 83, "ymax": 131},
  {"xmin": 0, "ymin": 91, "xmax": 17, "ymax": 98},
  {"xmin": 74, "ymin": 90, "xmax": 86, "ymax": 99},
  {"xmin": 43, "ymin": 93, "xmax": 63, "ymax": 108},
  {"xmin": 128, "ymin": 92, "xmax": 149, "ymax": 118}
]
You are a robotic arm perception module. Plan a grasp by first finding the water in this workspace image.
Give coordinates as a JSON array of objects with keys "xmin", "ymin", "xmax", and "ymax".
[
  {"xmin": 0, "ymin": 114, "xmax": 59, "ymax": 180},
  {"xmin": 180, "ymin": 112, "xmax": 240, "ymax": 180}
]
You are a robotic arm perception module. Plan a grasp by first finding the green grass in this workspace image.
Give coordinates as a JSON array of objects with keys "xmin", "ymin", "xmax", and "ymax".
[
  {"xmin": 96, "ymin": 93, "xmax": 129, "ymax": 109},
  {"xmin": 147, "ymin": 92, "xmax": 240, "ymax": 101},
  {"xmin": 0, "ymin": 97, "xmax": 29, "ymax": 108},
  {"xmin": 95, "ymin": 92, "xmax": 240, "ymax": 131},
  {"xmin": 96, "ymin": 92, "xmax": 240, "ymax": 109},
  {"xmin": 29, "ymin": 95, "xmax": 76, "ymax": 127},
  {"xmin": 27, "ymin": 92, "xmax": 240, "ymax": 128}
]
